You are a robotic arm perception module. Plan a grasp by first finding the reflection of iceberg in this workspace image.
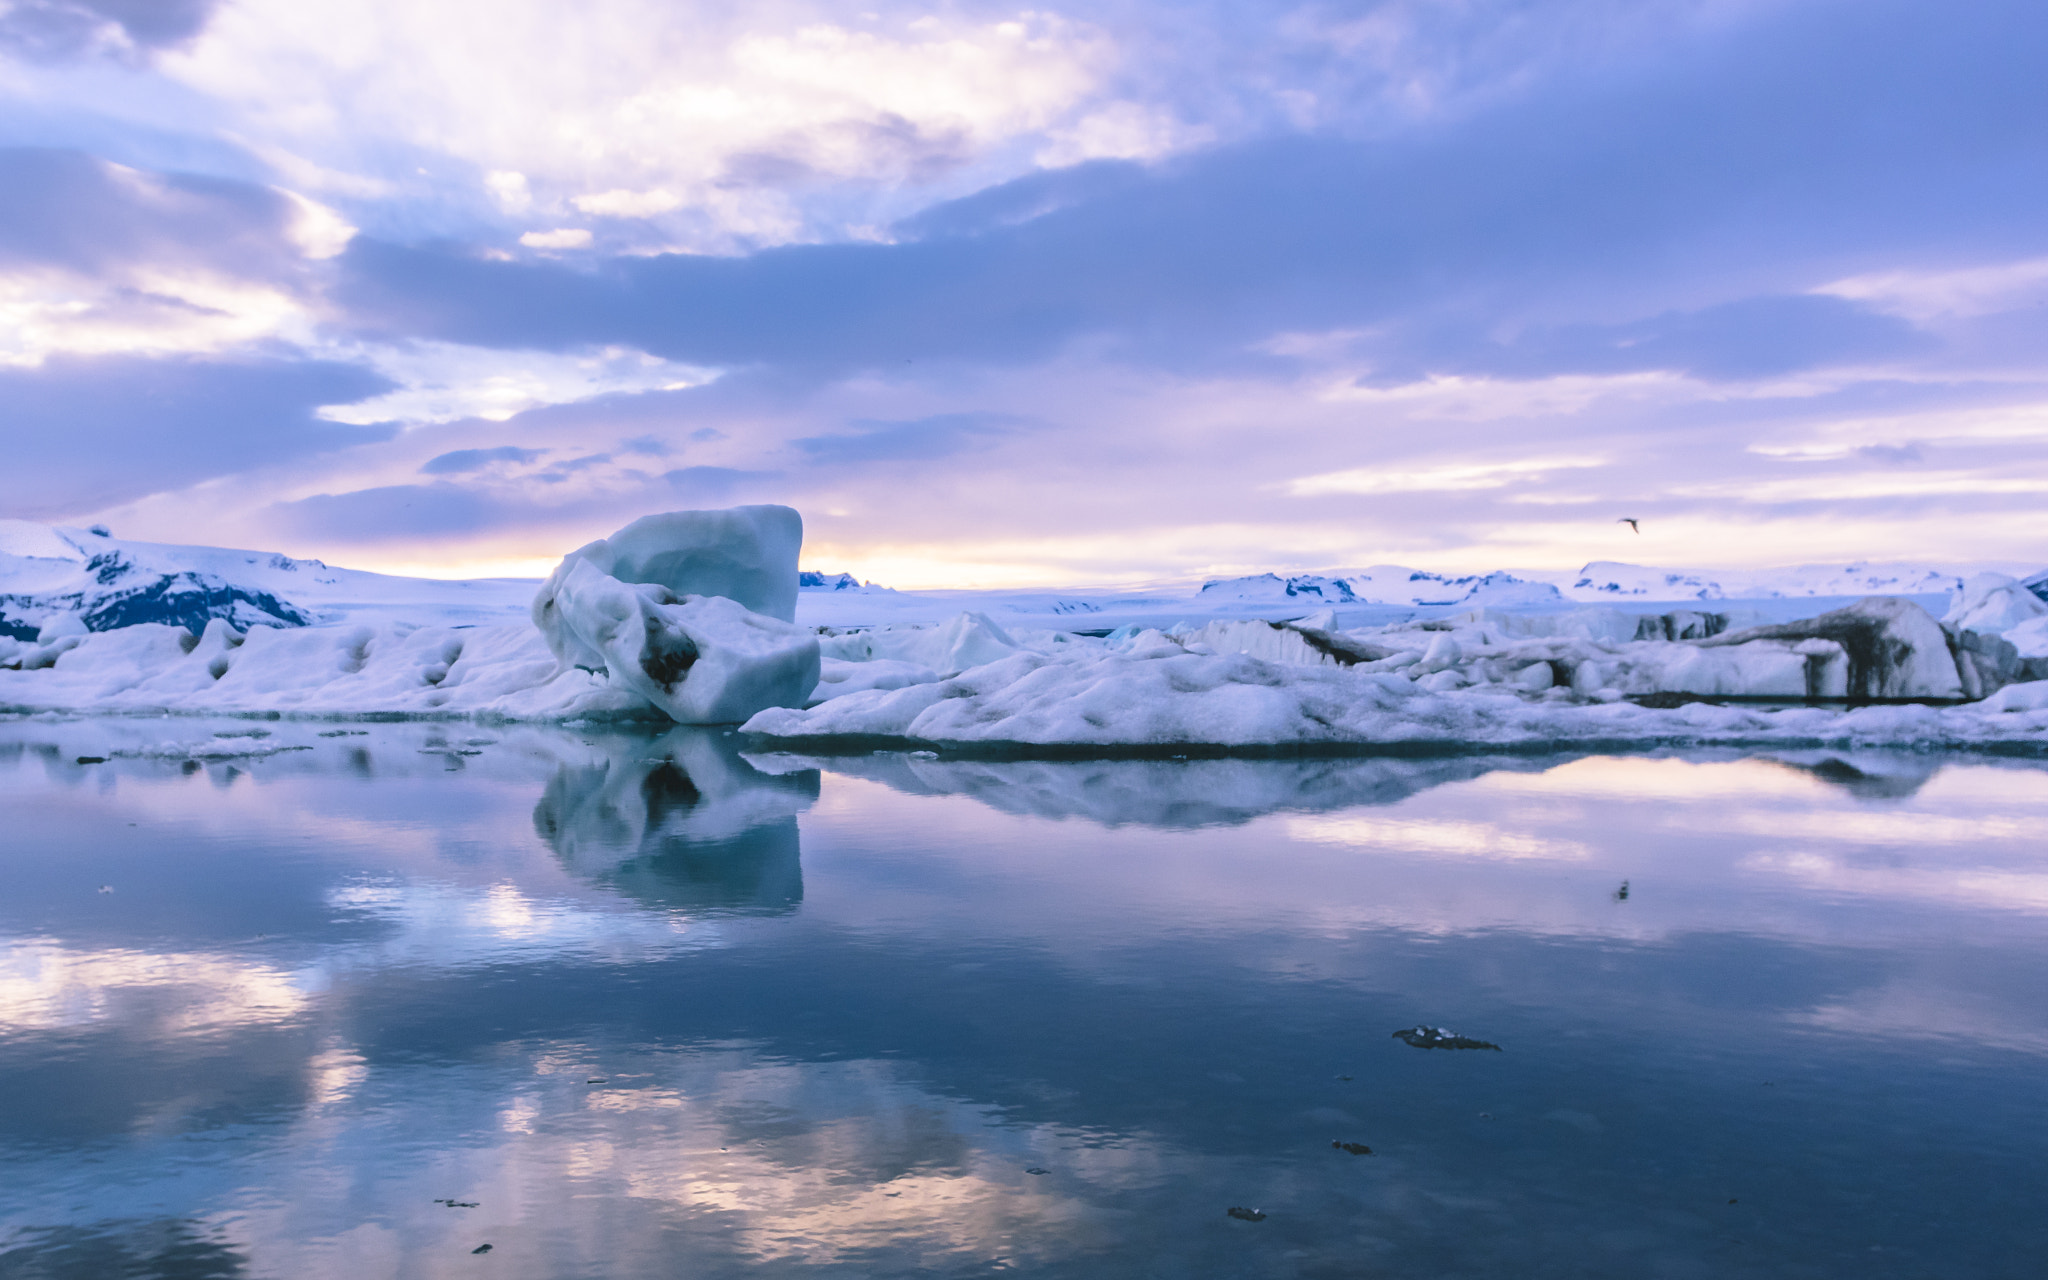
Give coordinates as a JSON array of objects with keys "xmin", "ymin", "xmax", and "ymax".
[
  {"xmin": 755, "ymin": 746, "xmax": 2010, "ymax": 828},
  {"xmin": 534, "ymin": 727, "xmax": 819, "ymax": 913},
  {"xmin": 755, "ymin": 751, "xmax": 1580, "ymax": 828},
  {"xmin": 1760, "ymin": 751, "xmax": 1945, "ymax": 800}
]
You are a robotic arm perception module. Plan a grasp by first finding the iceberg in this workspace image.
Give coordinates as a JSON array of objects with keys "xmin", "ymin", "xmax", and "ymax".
[
  {"xmin": 6, "ymin": 510, "xmax": 2048, "ymax": 753},
  {"xmin": 1945, "ymin": 572, "xmax": 2048, "ymax": 635},
  {"xmin": 535, "ymin": 505, "xmax": 803, "ymax": 625},
  {"xmin": 536, "ymin": 557, "xmax": 819, "ymax": 725}
]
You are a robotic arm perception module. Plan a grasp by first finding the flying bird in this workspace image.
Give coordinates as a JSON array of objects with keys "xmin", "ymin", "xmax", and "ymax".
[{"xmin": 1617, "ymin": 518, "xmax": 1640, "ymax": 534}]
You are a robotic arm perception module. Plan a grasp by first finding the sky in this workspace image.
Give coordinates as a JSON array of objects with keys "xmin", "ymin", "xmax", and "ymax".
[{"xmin": 2, "ymin": 0, "xmax": 2046, "ymax": 586}]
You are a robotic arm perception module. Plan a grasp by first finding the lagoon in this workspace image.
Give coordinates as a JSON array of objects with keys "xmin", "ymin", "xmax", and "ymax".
[{"xmin": 2, "ymin": 717, "xmax": 2044, "ymax": 1278}]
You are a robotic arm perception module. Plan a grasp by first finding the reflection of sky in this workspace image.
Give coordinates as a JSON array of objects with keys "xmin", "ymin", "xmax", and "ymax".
[{"xmin": 2, "ymin": 721, "xmax": 2046, "ymax": 1276}]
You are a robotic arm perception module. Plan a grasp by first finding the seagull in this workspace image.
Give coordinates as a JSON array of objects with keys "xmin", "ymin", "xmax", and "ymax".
[{"xmin": 1617, "ymin": 518, "xmax": 1640, "ymax": 534}]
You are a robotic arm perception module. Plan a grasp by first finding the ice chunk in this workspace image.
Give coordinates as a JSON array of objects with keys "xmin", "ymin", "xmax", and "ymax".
[
  {"xmin": 1695, "ymin": 597, "xmax": 1964, "ymax": 700},
  {"xmin": 535, "ymin": 505, "xmax": 802, "ymax": 625},
  {"xmin": 2007, "ymin": 615, "xmax": 2048, "ymax": 660},
  {"xmin": 825, "ymin": 612, "xmax": 1022, "ymax": 677},
  {"xmin": 1945, "ymin": 573, "xmax": 2048, "ymax": 635},
  {"xmin": 1174, "ymin": 619, "xmax": 1396, "ymax": 668},
  {"xmin": 540, "ymin": 558, "xmax": 820, "ymax": 724},
  {"xmin": 813, "ymin": 657, "xmax": 941, "ymax": 701},
  {"xmin": 36, "ymin": 613, "xmax": 87, "ymax": 642}
]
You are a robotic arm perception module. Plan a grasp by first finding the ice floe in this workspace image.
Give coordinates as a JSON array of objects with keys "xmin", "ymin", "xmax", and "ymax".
[{"xmin": 5, "ymin": 511, "xmax": 2048, "ymax": 752}]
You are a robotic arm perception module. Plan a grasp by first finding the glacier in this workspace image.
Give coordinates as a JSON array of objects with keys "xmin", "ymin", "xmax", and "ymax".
[{"xmin": 4, "ymin": 511, "xmax": 2048, "ymax": 754}]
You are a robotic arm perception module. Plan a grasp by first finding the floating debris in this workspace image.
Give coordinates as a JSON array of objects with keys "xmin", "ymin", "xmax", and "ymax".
[
  {"xmin": 1025, "ymin": 1167, "xmax": 1048, "ymax": 1176},
  {"xmin": 317, "ymin": 730, "xmax": 369, "ymax": 737},
  {"xmin": 585, "ymin": 1076, "xmax": 609, "ymax": 1084},
  {"xmin": 97, "ymin": 885, "xmax": 113, "ymax": 894},
  {"xmin": 1334, "ymin": 1074, "xmax": 1353, "ymax": 1082},
  {"xmin": 1613, "ymin": 880, "xmax": 1631, "ymax": 902},
  {"xmin": 1392, "ymin": 1025, "xmax": 1502, "ymax": 1051},
  {"xmin": 1332, "ymin": 1141, "xmax": 1374, "ymax": 1156},
  {"xmin": 1478, "ymin": 1112, "xmax": 1494, "ymax": 1120},
  {"xmin": 434, "ymin": 1199, "xmax": 479, "ymax": 1208},
  {"xmin": 1226, "ymin": 1207, "xmax": 1267, "ymax": 1222},
  {"xmin": 75, "ymin": 756, "xmax": 106, "ymax": 764},
  {"xmin": 471, "ymin": 1243, "xmax": 493, "ymax": 1254}
]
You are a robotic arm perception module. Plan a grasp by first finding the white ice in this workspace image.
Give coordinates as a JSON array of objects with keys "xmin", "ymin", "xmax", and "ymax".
[{"xmin": 6, "ymin": 514, "xmax": 2048, "ymax": 747}]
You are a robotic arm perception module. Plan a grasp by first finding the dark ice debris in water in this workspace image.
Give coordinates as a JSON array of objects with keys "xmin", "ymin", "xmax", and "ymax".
[
  {"xmin": 1334, "ymin": 1074, "xmax": 1353, "ymax": 1081},
  {"xmin": 471, "ymin": 1242, "xmax": 493, "ymax": 1254},
  {"xmin": 1613, "ymin": 879, "xmax": 1630, "ymax": 901},
  {"xmin": 97, "ymin": 885, "xmax": 112, "ymax": 893},
  {"xmin": 75, "ymin": 756, "xmax": 106, "ymax": 764},
  {"xmin": 585, "ymin": 1077, "xmax": 608, "ymax": 1084},
  {"xmin": 1025, "ymin": 1167, "xmax": 1048, "ymax": 1175},
  {"xmin": 1332, "ymin": 1141, "xmax": 1374, "ymax": 1155},
  {"xmin": 434, "ymin": 1199, "xmax": 479, "ymax": 1208},
  {"xmin": 1226, "ymin": 1207, "xmax": 1267, "ymax": 1222},
  {"xmin": 1392, "ymin": 1025, "xmax": 1502, "ymax": 1051}
]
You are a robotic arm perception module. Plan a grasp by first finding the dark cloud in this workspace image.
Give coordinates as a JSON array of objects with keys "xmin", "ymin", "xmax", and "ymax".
[
  {"xmin": 1361, "ymin": 295, "xmax": 1934, "ymax": 385},
  {"xmin": 276, "ymin": 466, "xmax": 788, "ymax": 544},
  {"xmin": 420, "ymin": 446, "xmax": 546, "ymax": 475},
  {"xmin": 0, "ymin": 355, "xmax": 394, "ymax": 519},
  {"xmin": 330, "ymin": 0, "xmax": 2048, "ymax": 381},
  {"xmin": 273, "ymin": 484, "xmax": 509, "ymax": 540},
  {"xmin": 793, "ymin": 413, "xmax": 1023, "ymax": 465},
  {"xmin": 662, "ymin": 466, "xmax": 781, "ymax": 503},
  {"xmin": 0, "ymin": 0, "xmax": 218, "ymax": 59},
  {"xmin": 0, "ymin": 147, "xmax": 307, "ymax": 282}
]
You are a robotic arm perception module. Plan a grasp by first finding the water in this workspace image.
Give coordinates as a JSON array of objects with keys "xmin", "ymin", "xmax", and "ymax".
[{"xmin": 2, "ymin": 717, "xmax": 2045, "ymax": 1278}]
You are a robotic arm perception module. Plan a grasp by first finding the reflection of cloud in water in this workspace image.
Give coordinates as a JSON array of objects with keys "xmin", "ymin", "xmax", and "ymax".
[
  {"xmin": 1741, "ymin": 851, "xmax": 2048, "ymax": 914},
  {"xmin": 0, "ymin": 938, "xmax": 306, "ymax": 1035},
  {"xmin": 535, "ymin": 729, "xmax": 819, "ymax": 915},
  {"xmin": 203, "ymin": 1045, "xmax": 1142, "ymax": 1277},
  {"xmin": 1286, "ymin": 814, "xmax": 1590, "ymax": 861},
  {"xmin": 0, "ymin": 1218, "xmax": 249, "ymax": 1279}
]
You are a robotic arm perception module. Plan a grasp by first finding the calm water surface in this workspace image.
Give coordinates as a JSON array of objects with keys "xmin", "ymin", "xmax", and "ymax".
[{"xmin": 2, "ymin": 717, "xmax": 2045, "ymax": 1278}]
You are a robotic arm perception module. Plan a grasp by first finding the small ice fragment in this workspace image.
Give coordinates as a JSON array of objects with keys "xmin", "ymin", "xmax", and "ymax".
[
  {"xmin": 471, "ymin": 1243, "xmax": 493, "ymax": 1254},
  {"xmin": 1392, "ymin": 1025, "xmax": 1502, "ymax": 1051},
  {"xmin": 75, "ymin": 756, "xmax": 106, "ymax": 764},
  {"xmin": 1332, "ymin": 1141, "xmax": 1373, "ymax": 1155},
  {"xmin": 1226, "ymin": 1206, "xmax": 1267, "ymax": 1222},
  {"xmin": 1025, "ymin": 1167, "xmax": 1048, "ymax": 1175}
]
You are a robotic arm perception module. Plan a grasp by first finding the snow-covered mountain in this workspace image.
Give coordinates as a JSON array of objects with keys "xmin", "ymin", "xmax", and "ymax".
[
  {"xmin": 1547, "ymin": 560, "xmax": 1982, "ymax": 603},
  {"xmin": 5, "ymin": 518, "xmax": 2040, "ymax": 645},
  {"xmin": 0, "ymin": 520, "xmax": 533, "ymax": 641}
]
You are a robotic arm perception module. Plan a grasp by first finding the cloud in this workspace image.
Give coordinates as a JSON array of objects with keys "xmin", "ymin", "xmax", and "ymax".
[
  {"xmin": 1356, "ymin": 295, "xmax": 1935, "ymax": 386},
  {"xmin": 148, "ymin": 2, "xmax": 1118, "ymax": 250},
  {"xmin": 0, "ymin": 148, "xmax": 335, "ymax": 364},
  {"xmin": 327, "ymin": 0, "xmax": 2048, "ymax": 379},
  {"xmin": 793, "ymin": 412, "xmax": 1022, "ymax": 465},
  {"xmin": 0, "ymin": 354, "xmax": 394, "ymax": 519},
  {"xmin": 273, "ymin": 482, "xmax": 511, "ymax": 540},
  {"xmin": 663, "ymin": 466, "xmax": 781, "ymax": 503},
  {"xmin": 309, "ymin": 340, "xmax": 714, "ymax": 427},
  {"xmin": 0, "ymin": 0, "xmax": 219, "ymax": 60},
  {"xmin": 419, "ymin": 446, "xmax": 545, "ymax": 475}
]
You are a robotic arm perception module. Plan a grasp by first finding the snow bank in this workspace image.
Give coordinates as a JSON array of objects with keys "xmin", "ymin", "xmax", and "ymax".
[{"xmin": 739, "ymin": 597, "xmax": 2048, "ymax": 754}]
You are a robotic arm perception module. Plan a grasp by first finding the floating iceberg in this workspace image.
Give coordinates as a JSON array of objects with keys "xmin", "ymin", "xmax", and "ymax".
[
  {"xmin": 741, "ymin": 597, "xmax": 2048, "ymax": 754},
  {"xmin": 1, "ymin": 507, "xmax": 818, "ymax": 726},
  {"xmin": 6, "ymin": 512, "xmax": 2048, "ymax": 752},
  {"xmin": 536, "ymin": 557, "xmax": 818, "ymax": 725}
]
